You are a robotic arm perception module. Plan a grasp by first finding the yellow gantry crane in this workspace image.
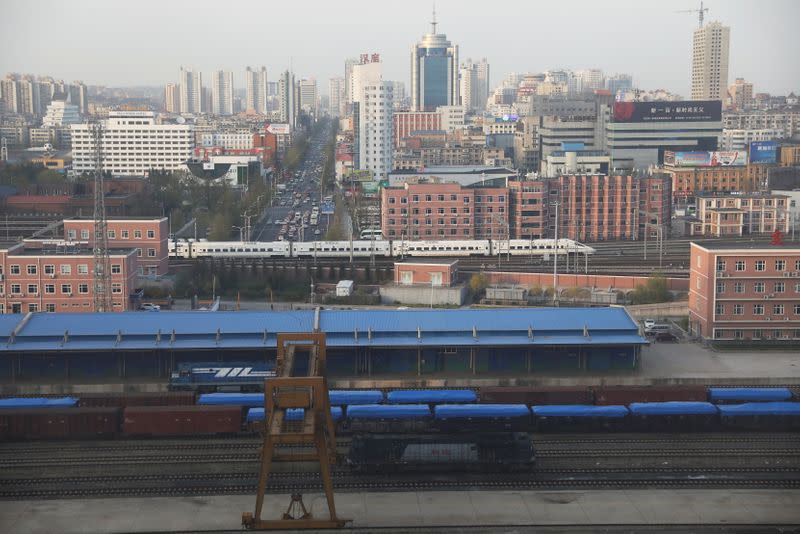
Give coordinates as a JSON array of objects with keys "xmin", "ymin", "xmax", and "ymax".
[{"xmin": 242, "ymin": 332, "xmax": 349, "ymax": 530}]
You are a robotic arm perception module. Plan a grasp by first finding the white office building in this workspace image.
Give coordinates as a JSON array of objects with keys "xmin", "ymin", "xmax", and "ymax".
[
  {"xmin": 210, "ymin": 70, "xmax": 234, "ymax": 116},
  {"xmin": 201, "ymin": 131, "xmax": 253, "ymax": 149},
  {"xmin": 278, "ymin": 71, "xmax": 296, "ymax": 127},
  {"xmin": 179, "ymin": 67, "xmax": 202, "ymax": 114},
  {"xmin": 721, "ymin": 128, "xmax": 781, "ymax": 151},
  {"xmin": 42, "ymin": 100, "xmax": 80, "ymax": 127},
  {"xmin": 358, "ymin": 82, "xmax": 393, "ymax": 180},
  {"xmin": 299, "ymin": 78, "xmax": 318, "ymax": 115},
  {"xmin": 245, "ymin": 66, "xmax": 267, "ymax": 114},
  {"xmin": 71, "ymin": 111, "xmax": 194, "ymax": 176}
]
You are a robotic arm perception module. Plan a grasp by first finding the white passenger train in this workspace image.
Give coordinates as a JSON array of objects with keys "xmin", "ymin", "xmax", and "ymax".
[{"xmin": 170, "ymin": 238, "xmax": 595, "ymax": 260}]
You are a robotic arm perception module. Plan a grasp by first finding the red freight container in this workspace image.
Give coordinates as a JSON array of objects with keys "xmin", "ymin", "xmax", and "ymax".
[
  {"xmin": 77, "ymin": 392, "xmax": 196, "ymax": 408},
  {"xmin": 479, "ymin": 386, "xmax": 593, "ymax": 405},
  {"xmin": 0, "ymin": 408, "xmax": 120, "ymax": 440},
  {"xmin": 593, "ymin": 386, "xmax": 708, "ymax": 405},
  {"xmin": 122, "ymin": 406, "xmax": 241, "ymax": 437}
]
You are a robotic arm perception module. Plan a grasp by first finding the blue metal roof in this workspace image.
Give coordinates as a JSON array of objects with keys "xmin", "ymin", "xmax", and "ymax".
[
  {"xmin": 387, "ymin": 390, "xmax": 477, "ymax": 404},
  {"xmin": 329, "ymin": 390, "xmax": 384, "ymax": 406},
  {"xmin": 709, "ymin": 387, "xmax": 793, "ymax": 402},
  {"xmin": 718, "ymin": 402, "xmax": 800, "ymax": 416},
  {"xmin": 532, "ymin": 405, "xmax": 629, "ymax": 418},
  {"xmin": 629, "ymin": 402, "xmax": 719, "ymax": 416},
  {"xmin": 0, "ymin": 307, "xmax": 645, "ymax": 352}
]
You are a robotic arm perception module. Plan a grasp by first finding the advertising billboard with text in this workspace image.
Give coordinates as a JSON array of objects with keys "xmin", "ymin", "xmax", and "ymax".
[
  {"xmin": 613, "ymin": 100, "xmax": 721, "ymax": 123},
  {"xmin": 664, "ymin": 150, "xmax": 748, "ymax": 167},
  {"xmin": 749, "ymin": 141, "xmax": 778, "ymax": 164}
]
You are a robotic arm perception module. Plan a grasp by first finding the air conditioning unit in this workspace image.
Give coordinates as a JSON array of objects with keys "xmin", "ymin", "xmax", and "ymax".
[
  {"xmin": 766, "ymin": 317, "xmax": 771, "ymax": 321},
  {"xmin": 769, "ymin": 294, "xmax": 775, "ymax": 298},
  {"xmin": 763, "ymin": 295, "xmax": 770, "ymax": 299},
  {"xmin": 784, "ymin": 272, "xmax": 791, "ymax": 277},
  {"xmin": 49, "ymin": 273, "xmax": 56, "ymax": 279}
]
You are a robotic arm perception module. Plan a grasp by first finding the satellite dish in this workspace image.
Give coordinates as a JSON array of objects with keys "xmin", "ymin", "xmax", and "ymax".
[{"xmin": 175, "ymin": 116, "xmax": 186, "ymax": 124}]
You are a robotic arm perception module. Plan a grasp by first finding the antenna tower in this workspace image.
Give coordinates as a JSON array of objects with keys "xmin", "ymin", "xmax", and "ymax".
[{"xmin": 91, "ymin": 122, "xmax": 113, "ymax": 312}]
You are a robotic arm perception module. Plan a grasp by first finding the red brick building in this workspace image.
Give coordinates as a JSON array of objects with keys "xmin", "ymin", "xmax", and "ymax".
[
  {"xmin": 394, "ymin": 260, "xmax": 459, "ymax": 287},
  {"xmin": 63, "ymin": 218, "xmax": 169, "ymax": 277},
  {"xmin": 689, "ymin": 242, "xmax": 800, "ymax": 342},
  {"xmin": 0, "ymin": 242, "xmax": 138, "ymax": 314},
  {"xmin": 393, "ymin": 111, "xmax": 441, "ymax": 148}
]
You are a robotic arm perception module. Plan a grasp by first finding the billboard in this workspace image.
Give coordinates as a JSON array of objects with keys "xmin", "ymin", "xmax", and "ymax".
[
  {"xmin": 613, "ymin": 100, "xmax": 722, "ymax": 123},
  {"xmin": 345, "ymin": 169, "xmax": 374, "ymax": 182},
  {"xmin": 664, "ymin": 150, "xmax": 748, "ymax": 167},
  {"xmin": 320, "ymin": 201, "xmax": 335, "ymax": 215},
  {"xmin": 749, "ymin": 141, "xmax": 778, "ymax": 164},
  {"xmin": 360, "ymin": 181, "xmax": 380, "ymax": 194}
]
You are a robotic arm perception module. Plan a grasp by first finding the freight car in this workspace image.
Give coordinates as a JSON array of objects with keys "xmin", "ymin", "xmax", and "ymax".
[{"xmin": 347, "ymin": 432, "xmax": 534, "ymax": 472}]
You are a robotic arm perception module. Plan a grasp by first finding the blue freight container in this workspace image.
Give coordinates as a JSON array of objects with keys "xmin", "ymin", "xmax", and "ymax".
[
  {"xmin": 346, "ymin": 404, "xmax": 431, "ymax": 419},
  {"xmin": 708, "ymin": 388, "xmax": 792, "ymax": 402},
  {"xmin": 386, "ymin": 389, "xmax": 477, "ymax": 404},
  {"xmin": 198, "ymin": 393, "xmax": 264, "ymax": 407},
  {"xmin": 0, "ymin": 397, "xmax": 78, "ymax": 408},
  {"xmin": 328, "ymin": 390, "xmax": 383, "ymax": 406},
  {"xmin": 434, "ymin": 404, "xmax": 530, "ymax": 419},
  {"xmin": 532, "ymin": 405, "xmax": 629, "ymax": 418},
  {"xmin": 629, "ymin": 401, "xmax": 718, "ymax": 415},
  {"xmin": 718, "ymin": 402, "xmax": 800, "ymax": 416},
  {"xmin": 246, "ymin": 407, "xmax": 343, "ymax": 423}
]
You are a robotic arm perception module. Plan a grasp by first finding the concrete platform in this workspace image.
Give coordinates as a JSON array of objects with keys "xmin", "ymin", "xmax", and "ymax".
[{"xmin": 1, "ymin": 489, "xmax": 798, "ymax": 533}]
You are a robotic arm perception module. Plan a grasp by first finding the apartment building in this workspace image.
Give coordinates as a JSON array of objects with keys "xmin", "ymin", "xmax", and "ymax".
[
  {"xmin": 71, "ymin": 111, "xmax": 193, "ymax": 177},
  {"xmin": 0, "ymin": 243, "xmax": 138, "ymax": 314},
  {"xmin": 689, "ymin": 242, "xmax": 800, "ymax": 343},
  {"xmin": 665, "ymin": 162, "xmax": 756, "ymax": 202},
  {"xmin": 63, "ymin": 218, "xmax": 169, "ymax": 276},
  {"xmin": 688, "ymin": 193, "xmax": 790, "ymax": 237}
]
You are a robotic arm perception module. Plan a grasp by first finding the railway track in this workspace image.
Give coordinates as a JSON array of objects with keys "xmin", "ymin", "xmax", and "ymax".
[{"xmin": 3, "ymin": 472, "xmax": 798, "ymax": 500}]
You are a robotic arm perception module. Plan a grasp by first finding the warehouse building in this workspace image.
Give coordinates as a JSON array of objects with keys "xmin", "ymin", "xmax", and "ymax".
[{"xmin": 0, "ymin": 307, "xmax": 646, "ymax": 384}]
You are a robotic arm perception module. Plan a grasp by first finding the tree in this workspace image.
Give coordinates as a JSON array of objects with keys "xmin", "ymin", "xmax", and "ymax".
[
  {"xmin": 629, "ymin": 274, "xmax": 673, "ymax": 304},
  {"xmin": 469, "ymin": 273, "xmax": 489, "ymax": 293}
]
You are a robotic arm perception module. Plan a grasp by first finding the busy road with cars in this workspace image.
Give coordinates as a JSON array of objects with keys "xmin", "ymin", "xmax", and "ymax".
[{"xmin": 252, "ymin": 120, "xmax": 335, "ymax": 242}]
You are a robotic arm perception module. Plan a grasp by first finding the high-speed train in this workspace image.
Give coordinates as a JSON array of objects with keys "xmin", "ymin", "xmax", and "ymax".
[{"xmin": 169, "ymin": 238, "xmax": 595, "ymax": 260}]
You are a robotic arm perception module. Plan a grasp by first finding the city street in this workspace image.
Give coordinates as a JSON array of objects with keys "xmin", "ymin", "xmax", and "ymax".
[{"xmin": 251, "ymin": 120, "xmax": 336, "ymax": 242}]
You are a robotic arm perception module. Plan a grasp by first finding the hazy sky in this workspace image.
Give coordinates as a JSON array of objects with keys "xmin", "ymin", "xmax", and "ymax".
[{"xmin": 2, "ymin": 0, "xmax": 798, "ymax": 96}]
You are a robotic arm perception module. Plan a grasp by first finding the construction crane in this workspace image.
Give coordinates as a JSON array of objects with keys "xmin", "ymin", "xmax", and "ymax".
[
  {"xmin": 242, "ymin": 330, "xmax": 349, "ymax": 530},
  {"xmin": 91, "ymin": 121, "xmax": 113, "ymax": 312},
  {"xmin": 675, "ymin": 1, "xmax": 709, "ymax": 28}
]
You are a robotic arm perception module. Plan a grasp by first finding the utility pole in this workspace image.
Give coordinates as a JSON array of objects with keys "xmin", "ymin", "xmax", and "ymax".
[
  {"xmin": 551, "ymin": 200, "xmax": 560, "ymax": 307},
  {"xmin": 91, "ymin": 122, "xmax": 112, "ymax": 312}
]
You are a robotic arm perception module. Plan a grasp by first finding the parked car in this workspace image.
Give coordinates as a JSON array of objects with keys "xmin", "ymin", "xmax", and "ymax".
[
  {"xmin": 141, "ymin": 303, "xmax": 161, "ymax": 312},
  {"xmin": 643, "ymin": 319, "xmax": 656, "ymax": 330}
]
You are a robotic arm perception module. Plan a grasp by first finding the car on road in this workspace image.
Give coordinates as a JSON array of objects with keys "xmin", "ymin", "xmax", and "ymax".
[
  {"xmin": 654, "ymin": 332, "xmax": 679, "ymax": 342},
  {"xmin": 141, "ymin": 303, "xmax": 160, "ymax": 312},
  {"xmin": 314, "ymin": 229, "xmax": 321, "ymax": 236}
]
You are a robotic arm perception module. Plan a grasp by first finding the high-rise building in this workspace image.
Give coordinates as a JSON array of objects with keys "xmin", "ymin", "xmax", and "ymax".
[
  {"xmin": 211, "ymin": 70, "xmax": 234, "ymax": 115},
  {"xmin": 329, "ymin": 77, "xmax": 345, "ymax": 117},
  {"xmin": 343, "ymin": 57, "xmax": 358, "ymax": 109},
  {"xmin": 606, "ymin": 74, "xmax": 633, "ymax": 95},
  {"xmin": 17, "ymin": 77, "xmax": 41, "ymax": 115},
  {"xmin": 691, "ymin": 21, "xmax": 730, "ymax": 101},
  {"xmin": 179, "ymin": 67, "xmax": 202, "ymax": 114},
  {"xmin": 411, "ymin": 11, "xmax": 459, "ymax": 111},
  {"xmin": 278, "ymin": 70, "xmax": 296, "ymax": 127},
  {"xmin": 358, "ymin": 81, "xmax": 393, "ymax": 180},
  {"xmin": 245, "ymin": 66, "xmax": 267, "ymax": 114},
  {"xmin": 164, "ymin": 83, "xmax": 179, "ymax": 113},
  {"xmin": 299, "ymin": 78, "xmax": 318, "ymax": 115},
  {"xmin": 459, "ymin": 58, "xmax": 489, "ymax": 113},
  {"xmin": 728, "ymin": 78, "xmax": 753, "ymax": 111},
  {"xmin": 0, "ymin": 76, "xmax": 19, "ymax": 114},
  {"xmin": 350, "ymin": 54, "xmax": 383, "ymax": 107},
  {"xmin": 68, "ymin": 81, "xmax": 88, "ymax": 115}
]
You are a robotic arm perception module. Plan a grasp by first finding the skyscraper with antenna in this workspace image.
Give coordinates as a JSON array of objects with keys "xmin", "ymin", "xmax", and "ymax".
[{"xmin": 410, "ymin": 7, "xmax": 459, "ymax": 111}]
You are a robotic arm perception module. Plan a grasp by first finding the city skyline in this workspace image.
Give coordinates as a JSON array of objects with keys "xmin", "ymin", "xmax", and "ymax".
[{"xmin": 1, "ymin": 0, "xmax": 798, "ymax": 97}]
